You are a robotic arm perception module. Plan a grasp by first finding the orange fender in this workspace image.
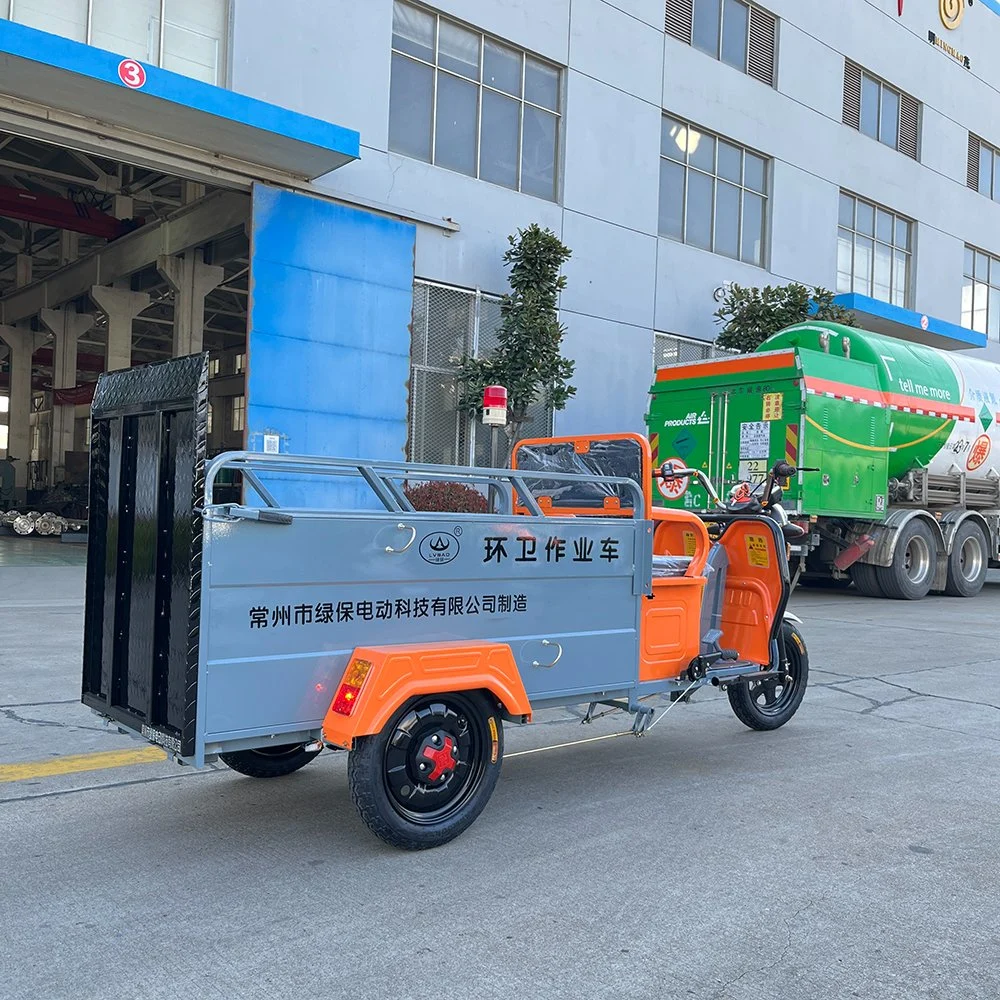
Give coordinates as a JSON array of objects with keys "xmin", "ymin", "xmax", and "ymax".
[{"xmin": 322, "ymin": 641, "xmax": 532, "ymax": 750}]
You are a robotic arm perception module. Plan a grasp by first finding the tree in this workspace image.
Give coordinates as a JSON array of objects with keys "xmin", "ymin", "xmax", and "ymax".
[
  {"xmin": 457, "ymin": 224, "xmax": 575, "ymax": 461},
  {"xmin": 714, "ymin": 283, "xmax": 857, "ymax": 354}
]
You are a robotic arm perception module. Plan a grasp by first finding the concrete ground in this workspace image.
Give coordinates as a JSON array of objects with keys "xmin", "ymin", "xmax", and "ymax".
[{"xmin": 1, "ymin": 535, "xmax": 999, "ymax": 999}]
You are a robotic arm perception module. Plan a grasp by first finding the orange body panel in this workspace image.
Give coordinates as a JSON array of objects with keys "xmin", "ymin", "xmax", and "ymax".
[
  {"xmin": 639, "ymin": 576, "xmax": 706, "ymax": 681},
  {"xmin": 322, "ymin": 642, "xmax": 532, "ymax": 750},
  {"xmin": 639, "ymin": 508, "xmax": 712, "ymax": 680},
  {"xmin": 714, "ymin": 521, "xmax": 784, "ymax": 666},
  {"xmin": 651, "ymin": 508, "xmax": 710, "ymax": 577},
  {"xmin": 654, "ymin": 351, "xmax": 797, "ymax": 383}
]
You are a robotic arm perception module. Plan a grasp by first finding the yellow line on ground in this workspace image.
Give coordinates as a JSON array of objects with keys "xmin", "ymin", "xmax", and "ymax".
[{"xmin": 0, "ymin": 746, "xmax": 167, "ymax": 783}]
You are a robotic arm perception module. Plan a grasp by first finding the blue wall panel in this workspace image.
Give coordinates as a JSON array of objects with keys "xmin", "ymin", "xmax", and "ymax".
[{"xmin": 247, "ymin": 184, "xmax": 415, "ymax": 508}]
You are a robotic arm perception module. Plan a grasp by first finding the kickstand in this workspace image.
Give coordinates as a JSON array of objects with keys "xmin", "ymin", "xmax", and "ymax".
[{"xmin": 631, "ymin": 705, "xmax": 654, "ymax": 737}]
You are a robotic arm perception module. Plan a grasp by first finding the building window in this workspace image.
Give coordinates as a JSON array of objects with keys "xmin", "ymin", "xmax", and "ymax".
[
  {"xmin": 665, "ymin": 0, "xmax": 777, "ymax": 87},
  {"xmin": 967, "ymin": 134, "xmax": 1000, "ymax": 200},
  {"xmin": 6, "ymin": 1, "xmax": 228, "ymax": 86},
  {"xmin": 389, "ymin": 1, "xmax": 562, "ymax": 201},
  {"xmin": 837, "ymin": 192, "xmax": 912, "ymax": 307},
  {"xmin": 962, "ymin": 246, "xmax": 1000, "ymax": 339},
  {"xmin": 207, "ymin": 402, "xmax": 214, "ymax": 435},
  {"xmin": 659, "ymin": 115, "xmax": 769, "ymax": 267},
  {"xmin": 843, "ymin": 62, "xmax": 919, "ymax": 160},
  {"xmin": 234, "ymin": 352, "xmax": 246, "ymax": 375},
  {"xmin": 208, "ymin": 357, "xmax": 220, "ymax": 378},
  {"xmin": 231, "ymin": 395, "xmax": 245, "ymax": 433},
  {"xmin": 654, "ymin": 332, "xmax": 732, "ymax": 368},
  {"xmin": 408, "ymin": 279, "xmax": 551, "ymax": 466}
]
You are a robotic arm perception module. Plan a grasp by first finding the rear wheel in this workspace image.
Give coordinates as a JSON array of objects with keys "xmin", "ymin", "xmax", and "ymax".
[
  {"xmin": 727, "ymin": 620, "xmax": 809, "ymax": 731},
  {"xmin": 850, "ymin": 561, "xmax": 884, "ymax": 597},
  {"xmin": 877, "ymin": 520, "xmax": 936, "ymax": 600},
  {"xmin": 348, "ymin": 691, "xmax": 503, "ymax": 850},
  {"xmin": 944, "ymin": 521, "xmax": 989, "ymax": 598},
  {"xmin": 220, "ymin": 743, "xmax": 320, "ymax": 778}
]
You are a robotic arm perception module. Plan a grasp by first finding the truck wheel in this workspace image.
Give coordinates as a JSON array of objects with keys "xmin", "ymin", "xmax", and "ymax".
[
  {"xmin": 220, "ymin": 743, "xmax": 321, "ymax": 778},
  {"xmin": 944, "ymin": 521, "xmax": 989, "ymax": 598},
  {"xmin": 877, "ymin": 520, "xmax": 936, "ymax": 600},
  {"xmin": 348, "ymin": 691, "xmax": 503, "ymax": 850},
  {"xmin": 727, "ymin": 620, "xmax": 809, "ymax": 731},
  {"xmin": 850, "ymin": 562, "xmax": 884, "ymax": 597}
]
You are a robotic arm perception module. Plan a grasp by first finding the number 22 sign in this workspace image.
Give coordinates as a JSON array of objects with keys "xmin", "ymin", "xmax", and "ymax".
[{"xmin": 118, "ymin": 59, "xmax": 147, "ymax": 90}]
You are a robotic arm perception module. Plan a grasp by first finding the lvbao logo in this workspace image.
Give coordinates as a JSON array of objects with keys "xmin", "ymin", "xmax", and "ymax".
[{"xmin": 419, "ymin": 532, "xmax": 460, "ymax": 565}]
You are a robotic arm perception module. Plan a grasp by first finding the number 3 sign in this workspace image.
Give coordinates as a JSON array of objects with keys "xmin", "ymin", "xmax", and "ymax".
[{"xmin": 118, "ymin": 59, "xmax": 147, "ymax": 90}]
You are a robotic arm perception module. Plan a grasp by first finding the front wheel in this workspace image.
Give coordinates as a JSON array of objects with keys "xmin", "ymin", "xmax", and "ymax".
[
  {"xmin": 348, "ymin": 691, "xmax": 503, "ymax": 850},
  {"xmin": 220, "ymin": 742, "xmax": 321, "ymax": 778},
  {"xmin": 728, "ymin": 620, "xmax": 809, "ymax": 731}
]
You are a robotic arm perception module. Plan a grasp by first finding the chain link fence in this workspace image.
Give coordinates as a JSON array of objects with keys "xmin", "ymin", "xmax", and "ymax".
[
  {"xmin": 409, "ymin": 279, "xmax": 552, "ymax": 468},
  {"xmin": 653, "ymin": 331, "xmax": 732, "ymax": 368}
]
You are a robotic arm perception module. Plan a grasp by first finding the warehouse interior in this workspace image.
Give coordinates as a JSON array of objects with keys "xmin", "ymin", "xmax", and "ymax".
[{"xmin": 0, "ymin": 129, "xmax": 252, "ymax": 510}]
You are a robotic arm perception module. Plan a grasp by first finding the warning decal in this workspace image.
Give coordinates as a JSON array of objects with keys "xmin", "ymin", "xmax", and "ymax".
[
  {"xmin": 745, "ymin": 534, "xmax": 770, "ymax": 568},
  {"xmin": 682, "ymin": 530, "xmax": 697, "ymax": 556},
  {"xmin": 762, "ymin": 393, "xmax": 783, "ymax": 421}
]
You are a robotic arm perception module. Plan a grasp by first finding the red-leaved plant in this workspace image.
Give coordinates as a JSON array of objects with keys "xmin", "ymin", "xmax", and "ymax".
[{"xmin": 404, "ymin": 481, "xmax": 488, "ymax": 514}]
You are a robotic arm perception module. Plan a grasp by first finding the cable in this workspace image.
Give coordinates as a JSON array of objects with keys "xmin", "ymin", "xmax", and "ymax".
[{"xmin": 505, "ymin": 677, "xmax": 702, "ymax": 759}]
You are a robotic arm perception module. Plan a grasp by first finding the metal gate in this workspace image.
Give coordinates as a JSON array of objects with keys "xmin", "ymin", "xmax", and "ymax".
[{"xmin": 81, "ymin": 355, "xmax": 208, "ymax": 756}]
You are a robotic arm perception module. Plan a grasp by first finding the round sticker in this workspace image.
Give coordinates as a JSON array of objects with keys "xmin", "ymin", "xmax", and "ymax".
[
  {"xmin": 967, "ymin": 434, "xmax": 991, "ymax": 472},
  {"xmin": 118, "ymin": 59, "xmax": 147, "ymax": 90},
  {"xmin": 657, "ymin": 457, "xmax": 689, "ymax": 500},
  {"xmin": 418, "ymin": 531, "xmax": 460, "ymax": 565}
]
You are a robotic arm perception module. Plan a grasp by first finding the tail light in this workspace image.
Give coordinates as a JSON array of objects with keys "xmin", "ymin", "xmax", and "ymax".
[{"xmin": 331, "ymin": 658, "xmax": 373, "ymax": 716}]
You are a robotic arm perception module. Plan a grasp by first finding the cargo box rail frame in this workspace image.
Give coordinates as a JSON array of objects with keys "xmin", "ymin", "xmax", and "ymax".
[{"xmin": 82, "ymin": 357, "xmax": 657, "ymax": 765}]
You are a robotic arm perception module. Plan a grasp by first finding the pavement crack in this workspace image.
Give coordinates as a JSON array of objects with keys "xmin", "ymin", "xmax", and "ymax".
[
  {"xmin": 871, "ymin": 677, "xmax": 1000, "ymax": 713},
  {"xmin": 0, "ymin": 699, "xmax": 80, "ymax": 709},
  {"xmin": 711, "ymin": 898, "xmax": 818, "ymax": 998},
  {"xmin": 0, "ymin": 707, "xmax": 106, "ymax": 733},
  {"xmin": 819, "ymin": 684, "xmax": 920, "ymax": 715}
]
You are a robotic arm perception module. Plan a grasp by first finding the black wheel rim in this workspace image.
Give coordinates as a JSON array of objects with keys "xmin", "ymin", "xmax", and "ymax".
[
  {"xmin": 747, "ymin": 634, "xmax": 803, "ymax": 717},
  {"xmin": 250, "ymin": 743, "xmax": 306, "ymax": 759},
  {"xmin": 382, "ymin": 694, "xmax": 488, "ymax": 825}
]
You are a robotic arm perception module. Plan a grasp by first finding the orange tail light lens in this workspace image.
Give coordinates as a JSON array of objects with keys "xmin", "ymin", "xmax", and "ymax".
[{"xmin": 331, "ymin": 658, "xmax": 373, "ymax": 717}]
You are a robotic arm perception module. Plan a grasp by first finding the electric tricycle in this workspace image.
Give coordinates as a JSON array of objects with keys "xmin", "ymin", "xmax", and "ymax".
[{"xmin": 82, "ymin": 358, "xmax": 809, "ymax": 850}]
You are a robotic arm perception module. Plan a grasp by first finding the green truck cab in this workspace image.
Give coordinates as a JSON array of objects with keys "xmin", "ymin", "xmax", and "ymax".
[{"xmin": 647, "ymin": 322, "xmax": 1000, "ymax": 600}]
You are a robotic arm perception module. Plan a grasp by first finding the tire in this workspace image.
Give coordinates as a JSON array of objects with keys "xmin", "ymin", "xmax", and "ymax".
[
  {"xmin": 728, "ymin": 620, "xmax": 809, "ymax": 732},
  {"xmin": 220, "ymin": 743, "xmax": 321, "ymax": 778},
  {"xmin": 877, "ymin": 519, "xmax": 937, "ymax": 600},
  {"xmin": 850, "ymin": 561, "xmax": 885, "ymax": 598},
  {"xmin": 944, "ymin": 521, "xmax": 989, "ymax": 598},
  {"xmin": 348, "ymin": 691, "xmax": 503, "ymax": 850}
]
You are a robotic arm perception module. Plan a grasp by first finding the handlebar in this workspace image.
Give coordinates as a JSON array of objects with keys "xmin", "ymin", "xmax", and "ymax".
[{"xmin": 656, "ymin": 460, "xmax": 820, "ymax": 513}]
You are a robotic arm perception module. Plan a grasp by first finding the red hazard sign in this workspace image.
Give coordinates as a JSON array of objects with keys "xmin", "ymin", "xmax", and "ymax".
[
  {"xmin": 118, "ymin": 59, "xmax": 147, "ymax": 90},
  {"xmin": 967, "ymin": 434, "xmax": 991, "ymax": 472},
  {"xmin": 657, "ymin": 457, "xmax": 689, "ymax": 500}
]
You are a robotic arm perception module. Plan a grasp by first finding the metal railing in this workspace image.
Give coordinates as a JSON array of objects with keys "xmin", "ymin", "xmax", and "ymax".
[{"xmin": 203, "ymin": 452, "xmax": 646, "ymax": 521}]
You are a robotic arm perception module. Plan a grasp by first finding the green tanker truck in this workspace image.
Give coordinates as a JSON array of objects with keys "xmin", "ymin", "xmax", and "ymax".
[{"xmin": 647, "ymin": 321, "xmax": 1000, "ymax": 599}]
